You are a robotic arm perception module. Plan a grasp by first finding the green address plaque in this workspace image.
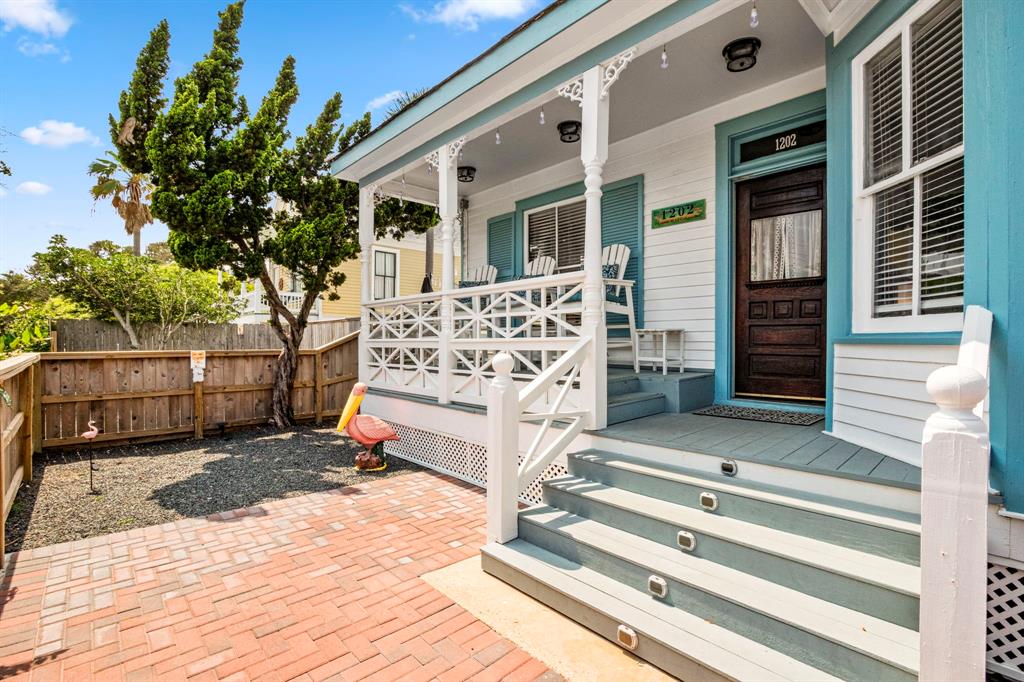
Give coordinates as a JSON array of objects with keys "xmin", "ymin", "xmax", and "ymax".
[{"xmin": 652, "ymin": 199, "xmax": 706, "ymax": 229}]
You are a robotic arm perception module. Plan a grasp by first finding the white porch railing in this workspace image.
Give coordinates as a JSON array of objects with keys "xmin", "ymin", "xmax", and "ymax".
[
  {"xmin": 919, "ymin": 304, "xmax": 993, "ymax": 681},
  {"xmin": 363, "ymin": 271, "xmax": 621, "ymax": 410},
  {"xmin": 241, "ymin": 288, "xmax": 322, "ymax": 318},
  {"xmin": 486, "ymin": 339, "xmax": 590, "ymax": 543}
]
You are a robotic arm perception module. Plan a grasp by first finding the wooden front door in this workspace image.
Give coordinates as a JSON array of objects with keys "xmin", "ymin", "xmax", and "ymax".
[{"xmin": 734, "ymin": 165, "xmax": 826, "ymax": 401}]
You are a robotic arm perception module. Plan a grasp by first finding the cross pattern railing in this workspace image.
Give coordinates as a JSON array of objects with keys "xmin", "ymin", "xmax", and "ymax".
[{"xmin": 363, "ymin": 272, "xmax": 590, "ymax": 405}]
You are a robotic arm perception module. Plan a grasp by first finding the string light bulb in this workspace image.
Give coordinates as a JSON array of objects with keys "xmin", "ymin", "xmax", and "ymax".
[
  {"xmin": 750, "ymin": 1, "xmax": 759, "ymax": 28},
  {"xmin": 661, "ymin": 45, "xmax": 668, "ymax": 70},
  {"xmin": 539, "ymin": 107, "xmax": 546, "ymax": 125},
  {"xmin": 495, "ymin": 129, "xmax": 502, "ymax": 145}
]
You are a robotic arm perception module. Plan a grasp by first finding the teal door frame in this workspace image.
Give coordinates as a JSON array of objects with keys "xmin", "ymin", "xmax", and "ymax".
[{"xmin": 713, "ymin": 90, "xmax": 827, "ymax": 415}]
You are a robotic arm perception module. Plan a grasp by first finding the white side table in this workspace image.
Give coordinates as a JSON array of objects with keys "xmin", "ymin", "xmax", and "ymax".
[{"xmin": 636, "ymin": 328, "xmax": 685, "ymax": 375}]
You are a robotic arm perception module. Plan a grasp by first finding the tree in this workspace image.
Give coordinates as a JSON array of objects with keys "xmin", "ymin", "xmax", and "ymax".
[
  {"xmin": 0, "ymin": 126, "xmax": 12, "ymax": 182},
  {"xmin": 88, "ymin": 19, "xmax": 170, "ymax": 255},
  {"xmin": 383, "ymin": 88, "xmax": 427, "ymax": 122},
  {"xmin": 0, "ymin": 298, "xmax": 84, "ymax": 358},
  {"xmin": 0, "ymin": 270, "xmax": 50, "ymax": 305},
  {"xmin": 32, "ymin": 235, "xmax": 240, "ymax": 349},
  {"xmin": 148, "ymin": 1, "xmax": 436, "ymax": 427},
  {"xmin": 145, "ymin": 241, "xmax": 174, "ymax": 263}
]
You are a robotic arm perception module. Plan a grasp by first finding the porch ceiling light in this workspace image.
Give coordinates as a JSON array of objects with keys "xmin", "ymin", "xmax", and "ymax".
[
  {"xmin": 557, "ymin": 120, "xmax": 582, "ymax": 143},
  {"xmin": 457, "ymin": 166, "xmax": 476, "ymax": 183},
  {"xmin": 722, "ymin": 37, "xmax": 761, "ymax": 72}
]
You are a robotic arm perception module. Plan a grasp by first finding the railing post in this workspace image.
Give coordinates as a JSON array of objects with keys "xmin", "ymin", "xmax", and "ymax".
[
  {"xmin": 487, "ymin": 351, "xmax": 519, "ymax": 544},
  {"xmin": 919, "ymin": 364, "xmax": 989, "ymax": 682}
]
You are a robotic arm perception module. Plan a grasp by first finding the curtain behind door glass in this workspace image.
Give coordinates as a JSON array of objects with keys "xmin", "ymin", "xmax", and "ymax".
[{"xmin": 750, "ymin": 210, "xmax": 822, "ymax": 282}]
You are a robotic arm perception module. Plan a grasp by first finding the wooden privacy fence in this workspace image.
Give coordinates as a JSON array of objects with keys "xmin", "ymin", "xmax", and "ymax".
[
  {"xmin": 1, "ymin": 353, "xmax": 39, "ymax": 563},
  {"xmin": 52, "ymin": 317, "xmax": 360, "ymax": 352},
  {"xmin": 37, "ymin": 331, "xmax": 359, "ymax": 449}
]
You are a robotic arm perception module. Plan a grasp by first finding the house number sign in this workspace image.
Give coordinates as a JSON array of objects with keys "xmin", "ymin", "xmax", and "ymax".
[
  {"xmin": 739, "ymin": 120, "xmax": 826, "ymax": 164},
  {"xmin": 652, "ymin": 199, "xmax": 706, "ymax": 229}
]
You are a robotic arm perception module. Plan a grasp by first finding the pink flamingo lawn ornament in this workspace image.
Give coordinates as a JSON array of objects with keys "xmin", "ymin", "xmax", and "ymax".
[
  {"xmin": 81, "ymin": 419, "xmax": 99, "ymax": 494},
  {"xmin": 336, "ymin": 383, "xmax": 398, "ymax": 471}
]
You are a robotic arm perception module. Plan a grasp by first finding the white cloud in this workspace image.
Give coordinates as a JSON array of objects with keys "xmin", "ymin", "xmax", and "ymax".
[
  {"xmin": 400, "ymin": 0, "xmax": 537, "ymax": 31},
  {"xmin": 16, "ymin": 181, "xmax": 52, "ymax": 195},
  {"xmin": 16, "ymin": 36, "xmax": 69, "ymax": 60},
  {"xmin": 0, "ymin": 0, "xmax": 73, "ymax": 38},
  {"xmin": 20, "ymin": 119, "xmax": 97, "ymax": 147},
  {"xmin": 366, "ymin": 90, "xmax": 404, "ymax": 111}
]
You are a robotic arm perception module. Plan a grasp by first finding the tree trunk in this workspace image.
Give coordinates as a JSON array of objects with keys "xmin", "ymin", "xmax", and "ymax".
[
  {"xmin": 133, "ymin": 229, "xmax": 142, "ymax": 257},
  {"xmin": 110, "ymin": 310, "xmax": 141, "ymax": 349},
  {"xmin": 271, "ymin": 332, "xmax": 300, "ymax": 428}
]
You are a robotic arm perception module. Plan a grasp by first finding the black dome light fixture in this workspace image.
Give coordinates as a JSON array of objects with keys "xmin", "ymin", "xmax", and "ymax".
[
  {"xmin": 722, "ymin": 37, "xmax": 761, "ymax": 72},
  {"xmin": 457, "ymin": 166, "xmax": 476, "ymax": 183},
  {"xmin": 557, "ymin": 120, "xmax": 582, "ymax": 143}
]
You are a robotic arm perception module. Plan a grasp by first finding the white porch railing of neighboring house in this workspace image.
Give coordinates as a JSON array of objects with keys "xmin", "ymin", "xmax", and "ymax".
[
  {"xmin": 241, "ymin": 282, "xmax": 322, "ymax": 318},
  {"xmin": 918, "ymin": 304, "xmax": 993, "ymax": 681}
]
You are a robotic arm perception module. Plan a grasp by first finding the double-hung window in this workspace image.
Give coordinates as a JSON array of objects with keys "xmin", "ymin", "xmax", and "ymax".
[
  {"xmin": 372, "ymin": 248, "xmax": 398, "ymax": 300},
  {"xmin": 525, "ymin": 198, "xmax": 586, "ymax": 272},
  {"xmin": 852, "ymin": 0, "xmax": 964, "ymax": 332}
]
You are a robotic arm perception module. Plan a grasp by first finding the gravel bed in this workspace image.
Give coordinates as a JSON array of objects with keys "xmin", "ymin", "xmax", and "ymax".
[{"xmin": 6, "ymin": 425, "xmax": 422, "ymax": 554}]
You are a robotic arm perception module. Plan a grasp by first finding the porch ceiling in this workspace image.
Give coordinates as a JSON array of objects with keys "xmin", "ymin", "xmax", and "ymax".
[{"xmin": 390, "ymin": 0, "xmax": 824, "ymax": 200}]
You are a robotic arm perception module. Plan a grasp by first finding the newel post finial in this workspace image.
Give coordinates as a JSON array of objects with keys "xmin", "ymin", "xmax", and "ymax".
[
  {"xmin": 486, "ymin": 350, "xmax": 519, "ymax": 544},
  {"xmin": 926, "ymin": 365, "xmax": 987, "ymax": 418}
]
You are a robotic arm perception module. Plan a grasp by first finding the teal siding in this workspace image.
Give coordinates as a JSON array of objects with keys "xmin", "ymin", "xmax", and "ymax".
[
  {"xmin": 964, "ymin": 0, "xmax": 1024, "ymax": 512},
  {"xmin": 487, "ymin": 213, "xmax": 515, "ymax": 282}
]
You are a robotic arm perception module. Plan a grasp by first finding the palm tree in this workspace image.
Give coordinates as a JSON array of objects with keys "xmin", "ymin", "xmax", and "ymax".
[{"xmin": 88, "ymin": 151, "xmax": 154, "ymax": 257}]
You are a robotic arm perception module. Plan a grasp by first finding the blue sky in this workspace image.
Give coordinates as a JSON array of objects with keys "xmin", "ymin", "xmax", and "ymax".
[{"xmin": 0, "ymin": 0, "xmax": 539, "ymax": 272}]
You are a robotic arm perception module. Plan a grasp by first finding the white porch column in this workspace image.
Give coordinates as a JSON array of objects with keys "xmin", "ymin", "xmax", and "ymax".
[
  {"xmin": 358, "ymin": 186, "xmax": 374, "ymax": 384},
  {"xmin": 579, "ymin": 65, "xmax": 609, "ymax": 429},
  {"xmin": 919, "ymin": 364, "xmax": 990, "ymax": 681},
  {"xmin": 432, "ymin": 139, "xmax": 462, "ymax": 404}
]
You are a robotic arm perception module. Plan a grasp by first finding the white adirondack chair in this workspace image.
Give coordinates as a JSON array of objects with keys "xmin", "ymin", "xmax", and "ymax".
[
  {"xmin": 524, "ymin": 256, "xmax": 556, "ymax": 278},
  {"xmin": 602, "ymin": 244, "xmax": 639, "ymax": 372},
  {"xmin": 462, "ymin": 264, "xmax": 498, "ymax": 286}
]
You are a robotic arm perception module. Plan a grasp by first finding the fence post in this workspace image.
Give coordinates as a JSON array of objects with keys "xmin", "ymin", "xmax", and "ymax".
[
  {"xmin": 193, "ymin": 380, "xmax": 204, "ymax": 439},
  {"xmin": 486, "ymin": 352, "xmax": 519, "ymax": 544},
  {"xmin": 919, "ymin": 364, "xmax": 989, "ymax": 682},
  {"xmin": 314, "ymin": 348, "xmax": 324, "ymax": 425},
  {"xmin": 24, "ymin": 359, "xmax": 35, "ymax": 482},
  {"xmin": 32, "ymin": 361, "xmax": 42, "ymax": 454}
]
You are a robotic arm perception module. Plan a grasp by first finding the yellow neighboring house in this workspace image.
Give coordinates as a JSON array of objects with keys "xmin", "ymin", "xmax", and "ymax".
[{"xmin": 240, "ymin": 230, "xmax": 460, "ymax": 322}]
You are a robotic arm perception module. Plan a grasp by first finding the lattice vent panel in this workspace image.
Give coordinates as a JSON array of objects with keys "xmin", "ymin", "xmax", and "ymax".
[
  {"xmin": 384, "ymin": 422, "xmax": 567, "ymax": 505},
  {"xmin": 989, "ymin": 561, "xmax": 1024, "ymax": 680}
]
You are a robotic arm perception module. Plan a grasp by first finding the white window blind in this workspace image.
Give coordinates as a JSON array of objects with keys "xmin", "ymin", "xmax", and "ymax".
[
  {"xmin": 373, "ymin": 250, "xmax": 397, "ymax": 300},
  {"xmin": 526, "ymin": 199, "xmax": 586, "ymax": 271},
  {"xmin": 857, "ymin": 0, "xmax": 963, "ymax": 327}
]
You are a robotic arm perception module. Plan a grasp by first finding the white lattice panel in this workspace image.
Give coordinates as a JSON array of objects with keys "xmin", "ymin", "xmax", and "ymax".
[
  {"xmin": 989, "ymin": 561, "xmax": 1024, "ymax": 680},
  {"xmin": 383, "ymin": 422, "xmax": 567, "ymax": 505}
]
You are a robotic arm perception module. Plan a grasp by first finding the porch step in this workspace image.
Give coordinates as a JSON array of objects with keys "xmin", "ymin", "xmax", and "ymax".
[
  {"xmin": 515, "ymin": 506, "xmax": 918, "ymax": 682},
  {"xmin": 569, "ymin": 450, "xmax": 921, "ymax": 564},
  {"xmin": 606, "ymin": 371, "xmax": 641, "ymax": 396},
  {"xmin": 542, "ymin": 476, "xmax": 919, "ymax": 629},
  {"xmin": 606, "ymin": 391, "xmax": 665, "ymax": 425},
  {"xmin": 481, "ymin": 540, "xmax": 844, "ymax": 682}
]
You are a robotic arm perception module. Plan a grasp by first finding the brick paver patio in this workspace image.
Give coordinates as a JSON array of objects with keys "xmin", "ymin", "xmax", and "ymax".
[{"xmin": 0, "ymin": 471, "xmax": 559, "ymax": 681}]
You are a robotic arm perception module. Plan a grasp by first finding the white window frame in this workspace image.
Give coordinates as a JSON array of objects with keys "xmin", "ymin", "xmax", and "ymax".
[
  {"xmin": 523, "ymin": 196, "xmax": 587, "ymax": 273},
  {"xmin": 371, "ymin": 246, "xmax": 400, "ymax": 301},
  {"xmin": 851, "ymin": 0, "xmax": 964, "ymax": 333}
]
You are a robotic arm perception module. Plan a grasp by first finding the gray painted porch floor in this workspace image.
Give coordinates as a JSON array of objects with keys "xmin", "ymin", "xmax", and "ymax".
[{"xmin": 593, "ymin": 411, "xmax": 921, "ymax": 489}]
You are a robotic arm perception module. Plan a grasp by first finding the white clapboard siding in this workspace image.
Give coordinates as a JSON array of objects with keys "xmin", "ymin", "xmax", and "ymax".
[{"xmin": 832, "ymin": 343, "xmax": 958, "ymax": 466}]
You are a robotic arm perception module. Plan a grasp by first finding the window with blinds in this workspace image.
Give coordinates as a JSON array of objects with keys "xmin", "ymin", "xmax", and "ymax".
[
  {"xmin": 373, "ymin": 250, "xmax": 397, "ymax": 300},
  {"xmin": 858, "ymin": 0, "xmax": 963, "ymax": 325},
  {"xmin": 526, "ymin": 199, "xmax": 586, "ymax": 271}
]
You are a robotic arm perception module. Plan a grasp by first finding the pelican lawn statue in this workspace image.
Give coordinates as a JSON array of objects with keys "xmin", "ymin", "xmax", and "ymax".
[{"xmin": 337, "ymin": 383, "xmax": 398, "ymax": 471}]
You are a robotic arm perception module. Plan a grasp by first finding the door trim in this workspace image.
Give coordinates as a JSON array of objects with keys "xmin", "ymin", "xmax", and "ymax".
[{"xmin": 714, "ymin": 91, "xmax": 827, "ymax": 412}]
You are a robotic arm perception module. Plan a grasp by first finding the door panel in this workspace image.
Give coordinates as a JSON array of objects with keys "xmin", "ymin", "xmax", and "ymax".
[{"xmin": 735, "ymin": 165, "xmax": 826, "ymax": 400}]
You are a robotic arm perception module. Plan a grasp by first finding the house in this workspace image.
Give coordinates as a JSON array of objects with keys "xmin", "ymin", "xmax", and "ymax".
[
  {"xmin": 236, "ymin": 230, "xmax": 460, "ymax": 322},
  {"xmin": 331, "ymin": 0, "xmax": 1023, "ymax": 679}
]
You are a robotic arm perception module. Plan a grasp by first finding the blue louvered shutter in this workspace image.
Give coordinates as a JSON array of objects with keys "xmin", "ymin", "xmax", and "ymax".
[
  {"xmin": 487, "ymin": 213, "xmax": 515, "ymax": 283},
  {"xmin": 601, "ymin": 180, "xmax": 643, "ymax": 331}
]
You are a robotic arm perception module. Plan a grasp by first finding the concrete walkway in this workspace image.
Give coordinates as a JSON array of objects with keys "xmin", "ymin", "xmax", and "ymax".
[{"xmin": 0, "ymin": 472, "xmax": 559, "ymax": 681}]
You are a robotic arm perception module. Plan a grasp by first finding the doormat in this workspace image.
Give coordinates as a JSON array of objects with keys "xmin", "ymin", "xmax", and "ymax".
[{"xmin": 692, "ymin": 405, "xmax": 824, "ymax": 426}]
